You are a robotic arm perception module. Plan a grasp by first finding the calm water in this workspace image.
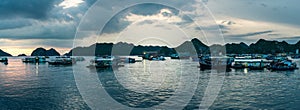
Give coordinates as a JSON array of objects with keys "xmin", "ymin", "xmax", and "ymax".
[{"xmin": 0, "ymin": 57, "xmax": 300, "ymax": 109}]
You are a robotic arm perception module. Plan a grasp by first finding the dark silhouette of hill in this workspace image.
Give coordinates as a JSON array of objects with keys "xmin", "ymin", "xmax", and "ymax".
[
  {"xmin": 65, "ymin": 38, "xmax": 300, "ymax": 56},
  {"xmin": 18, "ymin": 54, "xmax": 27, "ymax": 56},
  {"xmin": 66, "ymin": 38, "xmax": 210, "ymax": 56},
  {"xmin": 0, "ymin": 49, "xmax": 12, "ymax": 56},
  {"xmin": 225, "ymin": 39, "xmax": 300, "ymax": 54},
  {"xmin": 31, "ymin": 48, "xmax": 60, "ymax": 56}
]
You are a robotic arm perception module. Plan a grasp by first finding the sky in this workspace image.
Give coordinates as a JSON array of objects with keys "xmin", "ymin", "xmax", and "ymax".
[{"xmin": 0, "ymin": 0, "xmax": 299, "ymax": 56}]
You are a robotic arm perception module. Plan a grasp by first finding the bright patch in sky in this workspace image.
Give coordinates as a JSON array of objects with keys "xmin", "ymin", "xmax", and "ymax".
[
  {"xmin": 124, "ymin": 9, "xmax": 183, "ymax": 23},
  {"xmin": 59, "ymin": 0, "xmax": 84, "ymax": 9}
]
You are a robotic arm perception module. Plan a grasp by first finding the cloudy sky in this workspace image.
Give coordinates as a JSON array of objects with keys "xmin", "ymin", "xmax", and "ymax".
[{"xmin": 0, "ymin": 0, "xmax": 299, "ymax": 55}]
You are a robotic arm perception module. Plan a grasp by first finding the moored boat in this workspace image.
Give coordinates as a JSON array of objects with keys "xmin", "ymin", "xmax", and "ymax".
[
  {"xmin": 291, "ymin": 54, "xmax": 300, "ymax": 59},
  {"xmin": 267, "ymin": 59, "xmax": 298, "ymax": 71},
  {"xmin": 22, "ymin": 56, "xmax": 47, "ymax": 63},
  {"xmin": 170, "ymin": 54, "xmax": 180, "ymax": 59},
  {"xmin": 199, "ymin": 56, "xmax": 233, "ymax": 71},
  {"xmin": 232, "ymin": 58, "xmax": 268, "ymax": 70},
  {"xmin": 0, "ymin": 57, "xmax": 8, "ymax": 62},
  {"xmin": 48, "ymin": 56, "xmax": 75, "ymax": 65},
  {"xmin": 0, "ymin": 57, "xmax": 8, "ymax": 65},
  {"xmin": 119, "ymin": 57, "xmax": 136, "ymax": 63},
  {"xmin": 149, "ymin": 56, "xmax": 166, "ymax": 61},
  {"xmin": 87, "ymin": 56, "xmax": 123, "ymax": 68},
  {"xmin": 74, "ymin": 57, "xmax": 85, "ymax": 61}
]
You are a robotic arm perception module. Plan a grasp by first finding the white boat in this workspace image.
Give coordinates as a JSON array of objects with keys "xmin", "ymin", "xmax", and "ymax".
[
  {"xmin": 232, "ymin": 57, "xmax": 272, "ymax": 70},
  {"xmin": 48, "ymin": 56, "xmax": 75, "ymax": 65},
  {"xmin": 22, "ymin": 56, "xmax": 46, "ymax": 63},
  {"xmin": 149, "ymin": 56, "xmax": 166, "ymax": 61},
  {"xmin": 87, "ymin": 56, "xmax": 122, "ymax": 68}
]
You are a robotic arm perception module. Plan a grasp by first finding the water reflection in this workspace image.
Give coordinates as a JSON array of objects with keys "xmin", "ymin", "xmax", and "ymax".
[
  {"xmin": 0, "ymin": 58, "xmax": 89, "ymax": 109},
  {"xmin": 0, "ymin": 57, "xmax": 299, "ymax": 109}
]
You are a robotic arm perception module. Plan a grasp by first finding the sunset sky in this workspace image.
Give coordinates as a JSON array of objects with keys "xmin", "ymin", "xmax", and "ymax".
[{"xmin": 0, "ymin": 0, "xmax": 300, "ymax": 56}]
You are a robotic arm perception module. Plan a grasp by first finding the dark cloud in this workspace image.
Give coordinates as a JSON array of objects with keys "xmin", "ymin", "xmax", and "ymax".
[
  {"xmin": 137, "ymin": 20, "xmax": 155, "ymax": 25},
  {"xmin": 128, "ymin": 3, "xmax": 179, "ymax": 16},
  {"xmin": 0, "ymin": 0, "xmax": 57, "ymax": 19},
  {"xmin": 101, "ymin": 3, "xmax": 184, "ymax": 34},
  {"xmin": 229, "ymin": 30, "xmax": 273, "ymax": 38},
  {"xmin": 195, "ymin": 24, "xmax": 229, "ymax": 31},
  {"xmin": 276, "ymin": 36, "xmax": 300, "ymax": 41},
  {"xmin": 0, "ymin": 0, "xmax": 97, "ymax": 40},
  {"xmin": 0, "ymin": 19, "xmax": 32, "ymax": 30},
  {"xmin": 207, "ymin": 0, "xmax": 300, "ymax": 26}
]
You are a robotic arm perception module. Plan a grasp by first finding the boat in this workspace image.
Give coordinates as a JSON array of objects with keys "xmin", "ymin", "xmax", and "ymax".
[
  {"xmin": 0, "ymin": 57, "xmax": 8, "ymax": 62},
  {"xmin": 170, "ymin": 54, "xmax": 180, "ymax": 59},
  {"xmin": 149, "ymin": 56, "xmax": 166, "ymax": 61},
  {"xmin": 118, "ymin": 57, "xmax": 136, "ymax": 63},
  {"xmin": 0, "ymin": 57, "xmax": 8, "ymax": 65},
  {"xmin": 232, "ymin": 58, "xmax": 268, "ymax": 70},
  {"xmin": 170, "ymin": 53, "xmax": 190, "ymax": 60},
  {"xmin": 74, "ymin": 57, "xmax": 85, "ymax": 61},
  {"xmin": 48, "ymin": 56, "xmax": 75, "ymax": 65},
  {"xmin": 267, "ymin": 59, "xmax": 298, "ymax": 71},
  {"xmin": 22, "ymin": 56, "xmax": 47, "ymax": 63},
  {"xmin": 134, "ymin": 57, "xmax": 143, "ymax": 62},
  {"xmin": 199, "ymin": 56, "xmax": 233, "ymax": 71},
  {"xmin": 292, "ymin": 54, "xmax": 300, "ymax": 59},
  {"xmin": 87, "ymin": 56, "xmax": 122, "ymax": 68}
]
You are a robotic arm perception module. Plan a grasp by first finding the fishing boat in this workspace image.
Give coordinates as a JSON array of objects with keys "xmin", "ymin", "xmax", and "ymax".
[
  {"xmin": 199, "ymin": 56, "xmax": 233, "ymax": 71},
  {"xmin": 22, "ymin": 56, "xmax": 47, "ymax": 63},
  {"xmin": 267, "ymin": 59, "xmax": 298, "ymax": 71},
  {"xmin": 87, "ymin": 56, "xmax": 122, "ymax": 68},
  {"xmin": 48, "ymin": 56, "xmax": 75, "ymax": 65}
]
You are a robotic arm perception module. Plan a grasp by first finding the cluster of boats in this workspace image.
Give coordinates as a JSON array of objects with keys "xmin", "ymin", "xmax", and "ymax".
[
  {"xmin": 20, "ymin": 56, "xmax": 82, "ymax": 65},
  {"xmin": 87, "ymin": 56, "xmax": 143, "ymax": 68},
  {"xmin": 1, "ymin": 54, "xmax": 299, "ymax": 72},
  {"xmin": 198, "ymin": 55, "xmax": 299, "ymax": 71}
]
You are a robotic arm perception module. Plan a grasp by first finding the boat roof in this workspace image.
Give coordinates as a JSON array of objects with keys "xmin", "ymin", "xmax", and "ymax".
[{"xmin": 234, "ymin": 59, "xmax": 265, "ymax": 62}]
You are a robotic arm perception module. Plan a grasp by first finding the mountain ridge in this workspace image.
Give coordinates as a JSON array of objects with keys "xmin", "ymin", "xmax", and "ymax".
[
  {"xmin": 66, "ymin": 38, "xmax": 300, "ymax": 56},
  {"xmin": 0, "ymin": 49, "xmax": 12, "ymax": 56}
]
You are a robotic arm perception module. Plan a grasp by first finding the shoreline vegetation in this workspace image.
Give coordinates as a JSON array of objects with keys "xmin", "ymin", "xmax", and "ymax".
[{"xmin": 1, "ymin": 38, "xmax": 300, "ymax": 57}]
